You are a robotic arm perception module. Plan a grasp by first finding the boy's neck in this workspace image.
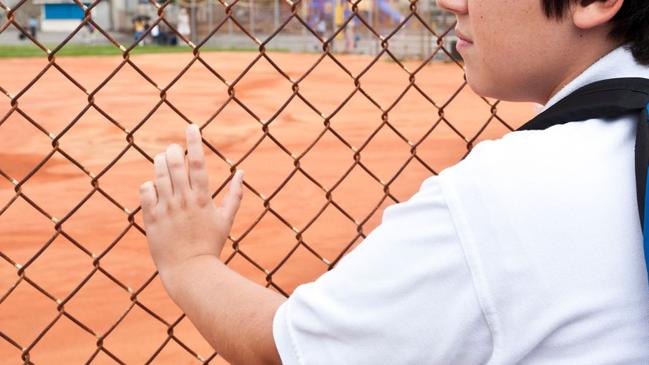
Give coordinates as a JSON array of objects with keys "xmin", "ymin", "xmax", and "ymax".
[{"xmin": 542, "ymin": 41, "xmax": 623, "ymax": 105}]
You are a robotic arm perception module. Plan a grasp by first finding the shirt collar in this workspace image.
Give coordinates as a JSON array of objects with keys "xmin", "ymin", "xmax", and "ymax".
[{"xmin": 541, "ymin": 45, "xmax": 649, "ymax": 112}]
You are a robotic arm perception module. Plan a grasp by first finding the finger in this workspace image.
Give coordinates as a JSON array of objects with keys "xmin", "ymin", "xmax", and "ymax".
[
  {"xmin": 139, "ymin": 181, "xmax": 158, "ymax": 225},
  {"xmin": 154, "ymin": 153, "xmax": 173, "ymax": 201},
  {"xmin": 221, "ymin": 170, "xmax": 244, "ymax": 224},
  {"xmin": 165, "ymin": 143, "xmax": 190, "ymax": 196},
  {"xmin": 186, "ymin": 124, "xmax": 210, "ymax": 195}
]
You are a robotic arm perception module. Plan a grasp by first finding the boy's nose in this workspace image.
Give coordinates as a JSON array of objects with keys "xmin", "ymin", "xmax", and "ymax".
[{"xmin": 436, "ymin": 0, "xmax": 468, "ymax": 14}]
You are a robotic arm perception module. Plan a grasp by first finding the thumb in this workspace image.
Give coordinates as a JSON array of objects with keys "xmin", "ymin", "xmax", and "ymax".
[{"xmin": 221, "ymin": 170, "xmax": 244, "ymax": 225}]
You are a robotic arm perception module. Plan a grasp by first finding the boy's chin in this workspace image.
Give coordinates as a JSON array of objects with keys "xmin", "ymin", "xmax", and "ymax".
[
  {"xmin": 466, "ymin": 75, "xmax": 534, "ymax": 103},
  {"xmin": 465, "ymin": 75, "xmax": 499, "ymax": 100}
]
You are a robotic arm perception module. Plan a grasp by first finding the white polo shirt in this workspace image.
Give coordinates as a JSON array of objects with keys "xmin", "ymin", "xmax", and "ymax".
[{"xmin": 272, "ymin": 46, "xmax": 649, "ymax": 364}]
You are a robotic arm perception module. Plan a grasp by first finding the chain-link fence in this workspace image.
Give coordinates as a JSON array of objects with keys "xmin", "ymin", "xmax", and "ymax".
[{"xmin": 0, "ymin": 0, "xmax": 533, "ymax": 363}]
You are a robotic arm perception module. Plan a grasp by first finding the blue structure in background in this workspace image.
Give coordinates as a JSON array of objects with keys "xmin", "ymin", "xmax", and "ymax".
[{"xmin": 43, "ymin": 3, "xmax": 89, "ymax": 21}]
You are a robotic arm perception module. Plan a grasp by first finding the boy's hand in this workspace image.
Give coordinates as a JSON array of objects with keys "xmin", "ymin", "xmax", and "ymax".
[{"xmin": 138, "ymin": 124, "xmax": 243, "ymax": 279}]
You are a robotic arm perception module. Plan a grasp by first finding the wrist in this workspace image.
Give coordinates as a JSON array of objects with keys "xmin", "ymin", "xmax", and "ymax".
[{"xmin": 157, "ymin": 255, "xmax": 223, "ymax": 298}]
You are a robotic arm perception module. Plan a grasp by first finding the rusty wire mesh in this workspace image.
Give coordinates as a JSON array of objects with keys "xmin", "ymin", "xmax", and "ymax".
[{"xmin": 0, "ymin": 0, "xmax": 526, "ymax": 363}]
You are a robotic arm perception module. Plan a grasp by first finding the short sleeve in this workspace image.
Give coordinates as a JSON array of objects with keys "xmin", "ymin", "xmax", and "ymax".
[{"xmin": 272, "ymin": 177, "xmax": 493, "ymax": 365}]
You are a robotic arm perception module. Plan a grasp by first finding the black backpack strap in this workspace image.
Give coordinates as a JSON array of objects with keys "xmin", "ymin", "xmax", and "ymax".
[
  {"xmin": 517, "ymin": 78, "xmax": 649, "ymax": 284},
  {"xmin": 520, "ymin": 78, "xmax": 649, "ymax": 131}
]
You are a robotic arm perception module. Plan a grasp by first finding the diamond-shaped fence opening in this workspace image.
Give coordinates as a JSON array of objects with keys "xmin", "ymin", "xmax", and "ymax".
[
  {"xmin": 92, "ymin": 63, "xmax": 163, "ymax": 132},
  {"xmin": 0, "ymin": 279, "xmax": 59, "ymax": 346},
  {"xmin": 20, "ymin": 235, "xmax": 95, "ymax": 300},
  {"xmin": 358, "ymin": 123, "xmax": 412, "ymax": 182},
  {"xmin": 27, "ymin": 314, "xmax": 98, "ymax": 364},
  {"xmin": 231, "ymin": 56, "xmax": 296, "ymax": 121},
  {"xmin": 411, "ymin": 60, "xmax": 467, "ymax": 104},
  {"xmin": 237, "ymin": 135, "xmax": 297, "ymax": 197},
  {"xmin": 0, "ymin": 0, "xmax": 537, "ymax": 362},
  {"xmin": 236, "ymin": 210, "xmax": 301, "ymax": 270},
  {"xmin": 95, "ymin": 147, "xmax": 156, "ymax": 211},
  {"xmin": 101, "ymin": 303, "xmax": 171, "ymax": 363},
  {"xmin": 328, "ymin": 90, "xmax": 383, "ymax": 145},
  {"xmin": 20, "ymin": 152, "xmax": 94, "ymax": 219},
  {"xmin": 59, "ymin": 191, "xmax": 128, "ymax": 255},
  {"xmin": 263, "ymin": 18, "xmax": 324, "ymax": 66},
  {"xmin": 98, "ymin": 227, "xmax": 156, "ymax": 292},
  {"xmin": 1, "ymin": 197, "xmax": 55, "ymax": 265},
  {"xmin": 330, "ymin": 163, "xmax": 386, "ymax": 220},
  {"xmin": 56, "ymin": 107, "xmax": 130, "ymax": 177},
  {"xmin": 296, "ymin": 54, "xmax": 356, "ymax": 115},
  {"xmin": 266, "ymin": 96, "xmax": 325, "ymax": 156},
  {"xmin": 62, "ymin": 269, "xmax": 134, "ymax": 335},
  {"xmin": 0, "ymin": 112, "xmax": 53, "ymax": 182},
  {"xmin": 16, "ymin": 65, "xmax": 89, "ymax": 135},
  {"xmin": 164, "ymin": 60, "xmax": 231, "ymax": 123},
  {"xmin": 300, "ymin": 201, "xmax": 361, "ymax": 260},
  {"xmin": 357, "ymin": 53, "xmax": 412, "ymax": 108},
  {"xmin": 268, "ymin": 170, "xmax": 328, "ymax": 231},
  {"xmin": 387, "ymin": 85, "xmax": 441, "ymax": 140}
]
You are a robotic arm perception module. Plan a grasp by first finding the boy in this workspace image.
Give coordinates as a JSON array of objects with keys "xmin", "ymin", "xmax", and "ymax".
[{"xmin": 138, "ymin": 0, "xmax": 649, "ymax": 363}]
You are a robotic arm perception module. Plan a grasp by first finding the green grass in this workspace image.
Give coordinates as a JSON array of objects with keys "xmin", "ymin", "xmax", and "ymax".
[{"xmin": 0, "ymin": 44, "xmax": 261, "ymax": 58}]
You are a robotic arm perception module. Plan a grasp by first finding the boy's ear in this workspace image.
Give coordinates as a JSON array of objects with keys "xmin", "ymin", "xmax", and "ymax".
[{"xmin": 572, "ymin": 0, "xmax": 624, "ymax": 30}]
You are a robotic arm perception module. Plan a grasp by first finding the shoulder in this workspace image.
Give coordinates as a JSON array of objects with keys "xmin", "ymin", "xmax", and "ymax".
[
  {"xmin": 444, "ymin": 115, "xmax": 636, "ymax": 185},
  {"xmin": 435, "ymin": 115, "xmax": 647, "ymax": 363},
  {"xmin": 437, "ymin": 115, "xmax": 638, "ymax": 244}
]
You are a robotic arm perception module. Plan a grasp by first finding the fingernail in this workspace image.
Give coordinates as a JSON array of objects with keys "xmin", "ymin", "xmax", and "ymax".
[
  {"xmin": 236, "ymin": 170, "xmax": 244, "ymax": 184},
  {"xmin": 187, "ymin": 124, "xmax": 200, "ymax": 134}
]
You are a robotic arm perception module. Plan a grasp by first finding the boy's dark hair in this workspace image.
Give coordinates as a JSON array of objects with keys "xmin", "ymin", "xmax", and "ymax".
[{"xmin": 542, "ymin": 0, "xmax": 649, "ymax": 65}]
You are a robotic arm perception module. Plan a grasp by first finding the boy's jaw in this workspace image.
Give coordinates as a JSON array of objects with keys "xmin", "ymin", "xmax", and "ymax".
[{"xmin": 446, "ymin": 1, "xmax": 622, "ymax": 105}]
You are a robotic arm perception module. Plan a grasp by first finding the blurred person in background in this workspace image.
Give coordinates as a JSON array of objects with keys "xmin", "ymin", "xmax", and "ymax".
[
  {"xmin": 342, "ymin": 0, "xmax": 359, "ymax": 53},
  {"xmin": 83, "ymin": 21, "xmax": 95, "ymax": 44},
  {"xmin": 151, "ymin": 23, "xmax": 161, "ymax": 45},
  {"xmin": 177, "ymin": 8, "xmax": 191, "ymax": 45},
  {"xmin": 28, "ymin": 16, "xmax": 37, "ymax": 39},
  {"xmin": 133, "ymin": 16, "xmax": 145, "ymax": 44}
]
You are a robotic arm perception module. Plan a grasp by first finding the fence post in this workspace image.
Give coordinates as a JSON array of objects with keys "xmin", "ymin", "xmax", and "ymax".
[
  {"xmin": 302, "ymin": 0, "xmax": 307, "ymax": 36},
  {"xmin": 420, "ymin": 0, "xmax": 426, "ymax": 60},
  {"xmin": 207, "ymin": 0, "xmax": 213, "ymax": 35},
  {"xmin": 228, "ymin": 1, "xmax": 233, "ymax": 37},
  {"xmin": 274, "ymin": 0, "xmax": 279, "ymax": 31},
  {"xmin": 331, "ymin": 0, "xmax": 337, "ymax": 51},
  {"xmin": 372, "ymin": 0, "xmax": 378, "ymax": 54},
  {"xmin": 250, "ymin": 0, "xmax": 255, "ymax": 34},
  {"xmin": 190, "ymin": 0, "xmax": 197, "ymax": 43}
]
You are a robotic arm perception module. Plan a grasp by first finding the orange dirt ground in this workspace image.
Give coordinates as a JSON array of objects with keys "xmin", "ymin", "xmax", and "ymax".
[{"xmin": 0, "ymin": 51, "xmax": 535, "ymax": 364}]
